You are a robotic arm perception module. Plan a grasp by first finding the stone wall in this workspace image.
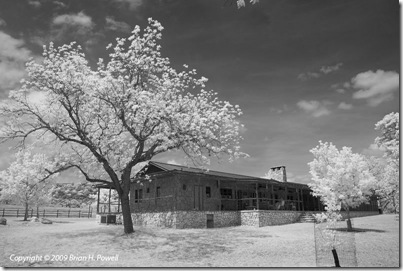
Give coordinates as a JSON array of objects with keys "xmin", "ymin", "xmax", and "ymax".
[
  {"xmin": 127, "ymin": 210, "xmax": 378, "ymax": 229},
  {"xmin": 176, "ymin": 211, "xmax": 240, "ymax": 229},
  {"xmin": 240, "ymin": 210, "xmax": 303, "ymax": 227},
  {"xmin": 131, "ymin": 212, "xmax": 176, "ymax": 228}
]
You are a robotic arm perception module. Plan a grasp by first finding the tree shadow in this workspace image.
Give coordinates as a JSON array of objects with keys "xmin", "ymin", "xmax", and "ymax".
[{"xmin": 330, "ymin": 228, "xmax": 386, "ymax": 233}]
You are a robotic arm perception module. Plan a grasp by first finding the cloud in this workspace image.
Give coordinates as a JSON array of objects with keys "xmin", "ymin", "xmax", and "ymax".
[
  {"xmin": 351, "ymin": 70, "xmax": 399, "ymax": 107},
  {"xmin": 53, "ymin": 12, "xmax": 94, "ymax": 28},
  {"xmin": 362, "ymin": 143, "xmax": 386, "ymax": 157},
  {"xmin": 0, "ymin": 31, "xmax": 32, "ymax": 96},
  {"xmin": 298, "ymin": 62, "xmax": 343, "ymax": 81},
  {"xmin": 320, "ymin": 63, "xmax": 343, "ymax": 74},
  {"xmin": 297, "ymin": 72, "xmax": 320, "ymax": 81},
  {"xmin": 337, "ymin": 102, "xmax": 353, "ymax": 110},
  {"xmin": 105, "ymin": 16, "xmax": 132, "ymax": 33},
  {"xmin": 0, "ymin": 18, "xmax": 6, "ymax": 27},
  {"xmin": 296, "ymin": 100, "xmax": 331, "ymax": 117},
  {"xmin": 111, "ymin": 0, "xmax": 144, "ymax": 10}
]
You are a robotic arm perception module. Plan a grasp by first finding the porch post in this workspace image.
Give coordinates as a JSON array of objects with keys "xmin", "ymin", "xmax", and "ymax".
[
  {"xmin": 255, "ymin": 182, "xmax": 259, "ymax": 210},
  {"xmin": 235, "ymin": 181, "xmax": 238, "ymax": 211},
  {"xmin": 108, "ymin": 187, "xmax": 111, "ymax": 213},
  {"xmin": 296, "ymin": 188, "xmax": 300, "ymax": 211},
  {"xmin": 218, "ymin": 180, "xmax": 221, "ymax": 211},
  {"xmin": 97, "ymin": 187, "xmax": 100, "ymax": 214}
]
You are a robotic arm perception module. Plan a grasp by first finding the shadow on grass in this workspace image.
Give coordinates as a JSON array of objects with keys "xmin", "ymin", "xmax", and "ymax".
[{"xmin": 330, "ymin": 228, "xmax": 386, "ymax": 233}]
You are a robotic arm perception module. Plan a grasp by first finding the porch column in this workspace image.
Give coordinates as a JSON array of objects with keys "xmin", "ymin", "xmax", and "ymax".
[
  {"xmin": 235, "ymin": 182, "xmax": 238, "ymax": 211},
  {"xmin": 296, "ymin": 188, "xmax": 300, "ymax": 211},
  {"xmin": 271, "ymin": 184, "xmax": 275, "ymax": 206},
  {"xmin": 256, "ymin": 182, "xmax": 259, "ymax": 210},
  {"xmin": 97, "ymin": 187, "xmax": 100, "ymax": 214},
  {"xmin": 108, "ymin": 187, "xmax": 111, "ymax": 213},
  {"xmin": 218, "ymin": 180, "xmax": 221, "ymax": 211}
]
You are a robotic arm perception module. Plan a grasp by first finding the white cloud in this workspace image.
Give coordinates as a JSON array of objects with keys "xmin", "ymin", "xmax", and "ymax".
[
  {"xmin": 352, "ymin": 70, "xmax": 399, "ymax": 107},
  {"xmin": 320, "ymin": 63, "xmax": 343, "ymax": 74},
  {"xmin": 0, "ymin": 32, "xmax": 31, "ymax": 94},
  {"xmin": 0, "ymin": 18, "xmax": 6, "ymax": 27},
  {"xmin": 337, "ymin": 102, "xmax": 353, "ymax": 110},
  {"xmin": 335, "ymin": 88, "xmax": 345, "ymax": 94},
  {"xmin": 53, "ymin": 12, "xmax": 94, "ymax": 28},
  {"xmin": 112, "ymin": 0, "xmax": 144, "ymax": 10},
  {"xmin": 297, "ymin": 72, "xmax": 320, "ymax": 81},
  {"xmin": 362, "ymin": 143, "xmax": 386, "ymax": 157},
  {"xmin": 298, "ymin": 62, "xmax": 343, "ymax": 81},
  {"xmin": 296, "ymin": 100, "xmax": 331, "ymax": 117},
  {"xmin": 105, "ymin": 17, "xmax": 131, "ymax": 33}
]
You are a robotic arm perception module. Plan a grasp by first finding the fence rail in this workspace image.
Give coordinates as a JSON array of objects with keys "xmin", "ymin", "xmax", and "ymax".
[{"xmin": 1, "ymin": 208, "xmax": 93, "ymax": 218}]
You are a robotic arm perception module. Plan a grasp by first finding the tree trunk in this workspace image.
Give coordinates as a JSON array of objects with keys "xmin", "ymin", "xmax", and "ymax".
[
  {"xmin": 37, "ymin": 206, "xmax": 39, "ymax": 218},
  {"xmin": 346, "ymin": 208, "xmax": 352, "ymax": 232},
  {"xmin": 332, "ymin": 248, "xmax": 341, "ymax": 267},
  {"xmin": 120, "ymin": 192, "xmax": 134, "ymax": 234},
  {"xmin": 24, "ymin": 202, "xmax": 29, "ymax": 221}
]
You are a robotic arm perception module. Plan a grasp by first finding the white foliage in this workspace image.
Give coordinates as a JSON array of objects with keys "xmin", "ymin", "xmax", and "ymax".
[
  {"xmin": 0, "ymin": 148, "xmax": 56, "ymax": 209},
  {"xmin": 308, "ymin": 141, "xmax": 376, "ymax": 212}
]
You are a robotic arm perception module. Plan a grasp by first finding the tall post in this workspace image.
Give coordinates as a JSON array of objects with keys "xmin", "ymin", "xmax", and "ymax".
[
  {"xmin": 235, "ymin": 181, "xmax": 238, "ymax": 211},
  {"xmin": 255, "ymin": 182, "xmax": 259, "ymax": 210},
  {"xmin": 108, "ymin": 187, "xmax": 112, "ymax": 213},
  {"xmin": 97, "ymin": 187, "xmax": 100, "ymax": 214},
  {"xmin": 218, "ymin": 180, "xmax": 221, "ymax": 211},
  {"xmin": 271, "ymin": 184, "xmax": 275, "ymax": 206},
  {"xmin": 296, "ymin": 188, "xmax": 300, "ymax": 211}
]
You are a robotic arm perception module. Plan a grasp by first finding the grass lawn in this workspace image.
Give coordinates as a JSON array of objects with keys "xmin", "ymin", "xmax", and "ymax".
[{"xmin": 0, "ymin": 214, "xmax": 399, "ymax": 267}]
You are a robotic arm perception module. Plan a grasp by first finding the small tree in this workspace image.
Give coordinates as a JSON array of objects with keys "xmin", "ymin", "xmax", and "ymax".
[
  {"xmin": 0, "ymin": 18, "xmax": 247, "ymax": 233},
  {"xmin": 308, "ymin": 141, "xmax": 376, "ymax": 231},
  {"xmin": 0, "ymin": 149, "xmax": 60, "ymax": 221},
  {"xmin": 52, "ymin": 183, "xmax": 97, "ymax": 208}
]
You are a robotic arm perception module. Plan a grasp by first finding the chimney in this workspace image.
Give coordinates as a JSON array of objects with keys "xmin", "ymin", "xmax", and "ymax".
[{"xmin": 282, "ymin": 166, "xmax": 287, "ymax": 183}]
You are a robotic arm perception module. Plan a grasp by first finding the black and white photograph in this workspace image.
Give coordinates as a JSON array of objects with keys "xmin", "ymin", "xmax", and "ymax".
[{"xmin": 0, "ymin": 0, "xmax": 399, "ymax": 268}]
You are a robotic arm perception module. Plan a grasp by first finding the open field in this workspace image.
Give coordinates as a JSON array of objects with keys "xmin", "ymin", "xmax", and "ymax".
[{"xmin": 0, "ymin": 214, "xmax": 399, "ymax": 267}]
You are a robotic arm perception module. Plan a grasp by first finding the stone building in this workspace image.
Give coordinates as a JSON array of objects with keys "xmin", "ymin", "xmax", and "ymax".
[{"xmin": 96, "ymin": 161, "xmax": 379, "ymax": 228}]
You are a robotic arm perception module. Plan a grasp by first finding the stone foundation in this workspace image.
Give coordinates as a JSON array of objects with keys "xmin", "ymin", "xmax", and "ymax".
[
  {"xmin": 113, "ymin": 210, "xmax": 379, "ymax": 229},
  {"xmin": 130, "ymin": 210, "xmax": 305, "ymax": 229}
]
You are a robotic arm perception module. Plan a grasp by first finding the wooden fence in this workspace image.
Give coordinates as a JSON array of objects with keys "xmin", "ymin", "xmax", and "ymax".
[{"xmin": 1, "ymin": 208, "xmax": 93, "ymax": 218}]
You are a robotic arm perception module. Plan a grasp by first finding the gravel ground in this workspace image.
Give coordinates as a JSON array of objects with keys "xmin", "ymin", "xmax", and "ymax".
[{"xmin": 0, "ymin": 214, "xmax": 398, "ymax": 268}]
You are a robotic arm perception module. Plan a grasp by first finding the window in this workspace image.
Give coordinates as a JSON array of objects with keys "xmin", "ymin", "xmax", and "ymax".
[
  {"xmin": 183, "ymin": 184, "xmax": 187, "ymax": 190},
  {"xmin": 146, "ymin": 187, "xmax": 150, "ymax": 193},
  {"xmin": 134, "ymin": 189, "xmax": 143, "ymax": 203},
  {"xmin": 206, "ymin": 187, "xmax": 211, "ymax": 198},
  {"xmin": 220, "ymin": 188, "xmax": 232, "ymax": 199},
  {"xmin": 156, "ymin": 186, "xmax": 161, "ymax": 197},
  {"xmin": 139, "ymin": 189, "xmax": 143, "ymax": 202}
]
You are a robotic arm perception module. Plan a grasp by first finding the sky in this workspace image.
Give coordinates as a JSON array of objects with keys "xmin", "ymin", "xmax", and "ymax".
[{"xmin": 0, "ymin": 0, "xmax": 400, "ymax": 184}]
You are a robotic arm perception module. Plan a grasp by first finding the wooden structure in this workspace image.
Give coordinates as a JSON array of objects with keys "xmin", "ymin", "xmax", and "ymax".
[{"xmin": 129, "ymin": 161, "xmax": 324, "ymax": 213}]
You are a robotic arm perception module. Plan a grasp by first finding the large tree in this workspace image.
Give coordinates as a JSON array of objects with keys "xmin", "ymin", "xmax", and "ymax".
[
  {"xmin": 0, "ymin": 149, "xmax": 58, "ymax": 221},
  {"xmin": 308, "ymin": 141, "xmax": 376, "ymax": 231},
  {"xmin": 0, "ymin": 19, "xmax": 246, "ymax": 233}
]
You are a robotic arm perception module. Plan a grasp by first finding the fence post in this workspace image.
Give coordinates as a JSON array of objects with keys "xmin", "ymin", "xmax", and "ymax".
[
  {"xmin": 43, "ymin": 209, "xmax": 45, "ymax": 217},
  {"xmin": 68, "ymin": 209, "xmax": 70, "ymax": 218},
  {"xmin": 79, "ymin": 210, "xmax": 81, "ymax": 218},
  {"xmin": 31, "ymin": 209, "xmax": 33, "ymax": 218},
  {"xmin": 56, "ymin": 210, "xmax": 59, "ymax": 218},
  {"xmin": 2, "ymin": 208, "xmax": 4, "ymax": 217},
  {"xmin": 17, "ymin": 209, "xmax": 19, "ymax": 218}
]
